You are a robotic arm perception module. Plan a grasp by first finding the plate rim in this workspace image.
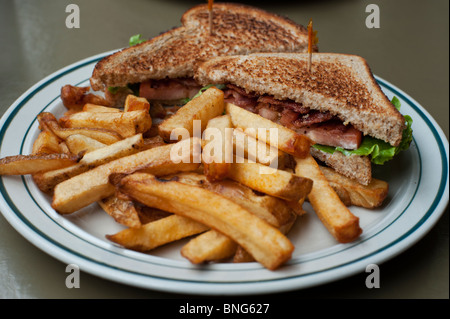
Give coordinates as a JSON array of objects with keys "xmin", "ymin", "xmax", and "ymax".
[{"xmin": 0, "ymin": 51, "xmax": 448, "ymax": 296}]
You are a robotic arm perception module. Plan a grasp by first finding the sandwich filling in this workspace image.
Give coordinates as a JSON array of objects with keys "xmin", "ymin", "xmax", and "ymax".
[
  {"xmin": 137, "ymin": 80, "xmax": 363, "ymax": 151},
  {"xmin": 223, "ymin": 84, "xmax": 363, "ymax": 150},
  {"xmin": 139, "ymin": 78, "xmax": 202, "ymax": 102}
]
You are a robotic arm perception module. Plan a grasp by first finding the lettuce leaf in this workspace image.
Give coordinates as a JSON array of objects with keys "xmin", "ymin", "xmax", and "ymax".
[
  {"xmin": 181, "ymin": 84, "xmax": 227, "ymax": 104},
  {"xmin": 312, "ymin": 97, "xmax": 413, "ymax": 165},
  {"xmin": 129, "ymin": 34, "xmax": 146, "ymax": 46},
  {"xmin": 107, "ymin": 83, "xmax": 140, "ymax": 96}
]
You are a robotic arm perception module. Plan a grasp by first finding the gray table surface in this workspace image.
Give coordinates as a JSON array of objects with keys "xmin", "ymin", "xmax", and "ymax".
[{"xmin": 0, "ymin": 0, "xmax": 448, "ymax": 299}]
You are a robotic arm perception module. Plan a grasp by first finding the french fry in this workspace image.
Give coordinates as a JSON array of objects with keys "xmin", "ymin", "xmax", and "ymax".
[
  {"xmin": 158, "ymin": 87, "xmax": 224, "ymax": 142},
  {"xmin": 52, "ymin": 138, "xmax": 201, "ymax": 214},
  {"xmin": 233, "ymin": 128, "xmax": 287, "ymax": 170},
  {"xmin": 294, "ymin": 154, "xmax": 362, "ymax": 243},
  {"xmin": 98, "ymin": 195, "xmax": 142, "ymax": 228},
  {"xmin": 226, "ymin": 103, "xmax": 312, "ymax": 158},
  {"xmin": 59, "ymin": 110, "xmax": 152, "ymax": 138},
  {"xmin": 106, "ymin": 214, "xmax": 208, "ymax": 251},
  {"xmin": 60, "ymin": 85, "xmax": 111, "ymax": 110},
  {"xmin": 227, "ymin": 158, "xmax": 313, "ymax": 202},
  {"xmin": 202, "ymin": 115, "xmax": 233, "ymax": 182},
  {"xmin": 56, "ymin": 127, "xmax": 122, "ymax": 145},
  {"xmin": 65, "ymin": 134, "xmax": 107, "ymax": 154},
  {"xmin": 32, "ymin": 130, "xmax": 62, "ymax": 155},
  {"xmin": 233, "ymin": 209, "xmax": 298, "ymax": 263},
  {"xmin": 181, "ymin": 230, "xmax": 237, "ymax": 264},
  {"xmin": 0, "ymin": 153, "xmax": 79, "ymax": 175},
  {"xmin": 179, "ymin": 172, "xmax": 298, "ymax": 264},
  {"xmin": 124, "ymin": 95, "xmax": 150, "ymax": 112},
  {"xmin": 319, "ymin": 166, "xmax": 389, "ymax": 209},
  {"xmin": 38, "ymin": 112, "xmax": 122, "ymax": 145},
  {"xmin": 115, "ymin": 172, "xmax": 294, "ymax": 270},
  {"xmin": 33, "ymin": 133, "xmax": 145, "ymax": 194},
  {"xmin": 82, "ymin": 103, "xmax": 121, "ymax": 113},
  {"xmin": 171, "ymin": 172, "xmax": 297, "ymax": 228},
  {"xmin": 58, "ymin": 142, "xmax": 71, "ymax": 154}
]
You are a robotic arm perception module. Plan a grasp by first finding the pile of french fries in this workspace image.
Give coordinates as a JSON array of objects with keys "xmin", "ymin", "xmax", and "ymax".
[{"xmin": 0, "ymin": 85, "xmax": 389, "ymax": 270}]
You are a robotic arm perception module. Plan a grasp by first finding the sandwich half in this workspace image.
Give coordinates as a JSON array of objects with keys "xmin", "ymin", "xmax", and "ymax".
[
  {"xmin": 89, "ymin": 3, "xmax": 315, "ymax": 106},
  {"xmin": 194, "ymin": 52, "xmax": 411, "ymax": 185}
]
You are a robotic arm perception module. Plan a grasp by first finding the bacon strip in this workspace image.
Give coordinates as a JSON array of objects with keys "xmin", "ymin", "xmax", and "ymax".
[
  {"xmin": 297, "ymin": 120, "xmax": 362, "ymax": 150},
  {"xmin": 140, "ymin": 78, "xmax": 202, "ymax": 101},
  {"xmin": 224, "ymin": 90, "xmax": 258, "ymax": 111},
  {"xmin": 223, "ymin": 85, "xmax": 362, "ymax": 150},
  {"xmin": 258, "ymin": 95, "xmax": 310, "ymax": 114},
  {"xmin": 61, "ymin": 85, "xmax": 111, "ymax": 110}
]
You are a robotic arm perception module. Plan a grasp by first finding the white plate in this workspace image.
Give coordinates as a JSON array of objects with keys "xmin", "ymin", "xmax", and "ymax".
[{"xmin": 0, "ymin": 51, "xmax": 448, "ymax": 296}]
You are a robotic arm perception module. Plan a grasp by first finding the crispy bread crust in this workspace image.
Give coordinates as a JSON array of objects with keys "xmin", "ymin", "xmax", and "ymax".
[
  {"xmin": 310, "ymin": 147, "xmax": 372, "ymax": 185},
  {"xmin": 194, "ymin": 52, "xmax": 406, "ymax": 147},
  {"xmin": 90, "ymin": 3, "xmax": 313, "ymax": 91}
]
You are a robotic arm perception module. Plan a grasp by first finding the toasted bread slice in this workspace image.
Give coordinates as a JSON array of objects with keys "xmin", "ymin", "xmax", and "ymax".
[
  {"xmin": 90, "ymin": 3, "xmax": 313, "ymax": 91},
  {"xmin": 310, "ymin": 147, "xmax": 372, "ymax": 186},
  {"xmin": 194, "ymin": 52, "xmax": 406, "ymax": 147}
]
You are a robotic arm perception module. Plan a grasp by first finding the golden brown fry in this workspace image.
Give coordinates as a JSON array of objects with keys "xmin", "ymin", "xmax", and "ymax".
[
  {"xmin": 79, "ymin": 133, "xmax": 145, "ymax": 163},
  {"xmin": 115, "ymin": 172, "xmax": 294, "ymax": 270},
  {"xmin": 33, "ymin": 164, "xmax": 87, "ymax": 194},
  {"xmin": 32, "ymin": 130, "xmax": 62, "ymax": 155},
  {"xmin": 52, "ymin": 138, "xmax": 201, "ymax": 214},
  {"xmin": 124, "ymin": 95, "xmax": 150, "ymax": 112},
  {"xmin": 227, "ymin": 158, "xmax": 313, "ymax": 202},
  {"xmin": 0, "ymin": 153, "xmax": 79, "ymax": 175},
  {"xmin": 60, "ymin": 85, "xmax": 111, "ymax": 110},
  {"xmin": 38, "ymin": 112, "xmax": 122, "ymax": 145},
  {"xmin": 58, "ymin": 142, "xmax": 71, "ymax": 154},
  {"xmin": 179, "ymin": 172, "xmax": 299, "ymax": 265},
  {"xmin": 202, "ymin": 115, "xmax": 233, "ymax": 182},
  {"xmin": 65, "ymin": 134, "xmax": 107, "ymax": 154},
  {"xmin": 171, "ymin": 172, "xmax": 296, "ymax": 228},
  {"xmin": 98, "ymin": 195, "xmax": 142, "ymax": 228},
  {"xmin": 158, "ymin": 87, "xmax": 224, "ymax": 142},
  {"xmin": 232, "ymin": 128, "xmax": 287, "ymax": 170},
  {"xmin": 106, "ymin": 214, "xmax": 208, "ymax": 251},
  {"xmin": 59, "ymin": 110, "xmax": 151, "ymax": 138},
  {"xmin": 226, "ymin": 103, "xmax": 312, "ymax": 158},
  {"xmin": 319, "ymin": 166, "xmax": 389, "ymax": 208},
  {"xmin": 181, "ymin": 230, "xmax": 237, "ymax": 264},
  {"xmin": 82, "ymin": 103, "xmax": 121, "ymax": 113},
  {"xmin": 233, "ymin": 209, "xmax": 298, "ymax": 263},
  {"xmin": 59, "ymin": 127, "xmax": 122, "ymax": 145},
  {"xmin": 294, "ymin": 155, "xmax": 362, "ymax": 243},
  {"xmin": 33, "ymin": 134, "xmax": 145, "ymax": 194}
]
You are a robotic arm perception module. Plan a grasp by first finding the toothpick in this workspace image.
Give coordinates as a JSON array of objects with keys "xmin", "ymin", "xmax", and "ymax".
[
  {"xmin": 307, "ymin": 18, "xmax": 313, "ymax": 72},
  {"xmin": 208, "ymin": 0, "xmax": 214, "ymax": 35}
]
